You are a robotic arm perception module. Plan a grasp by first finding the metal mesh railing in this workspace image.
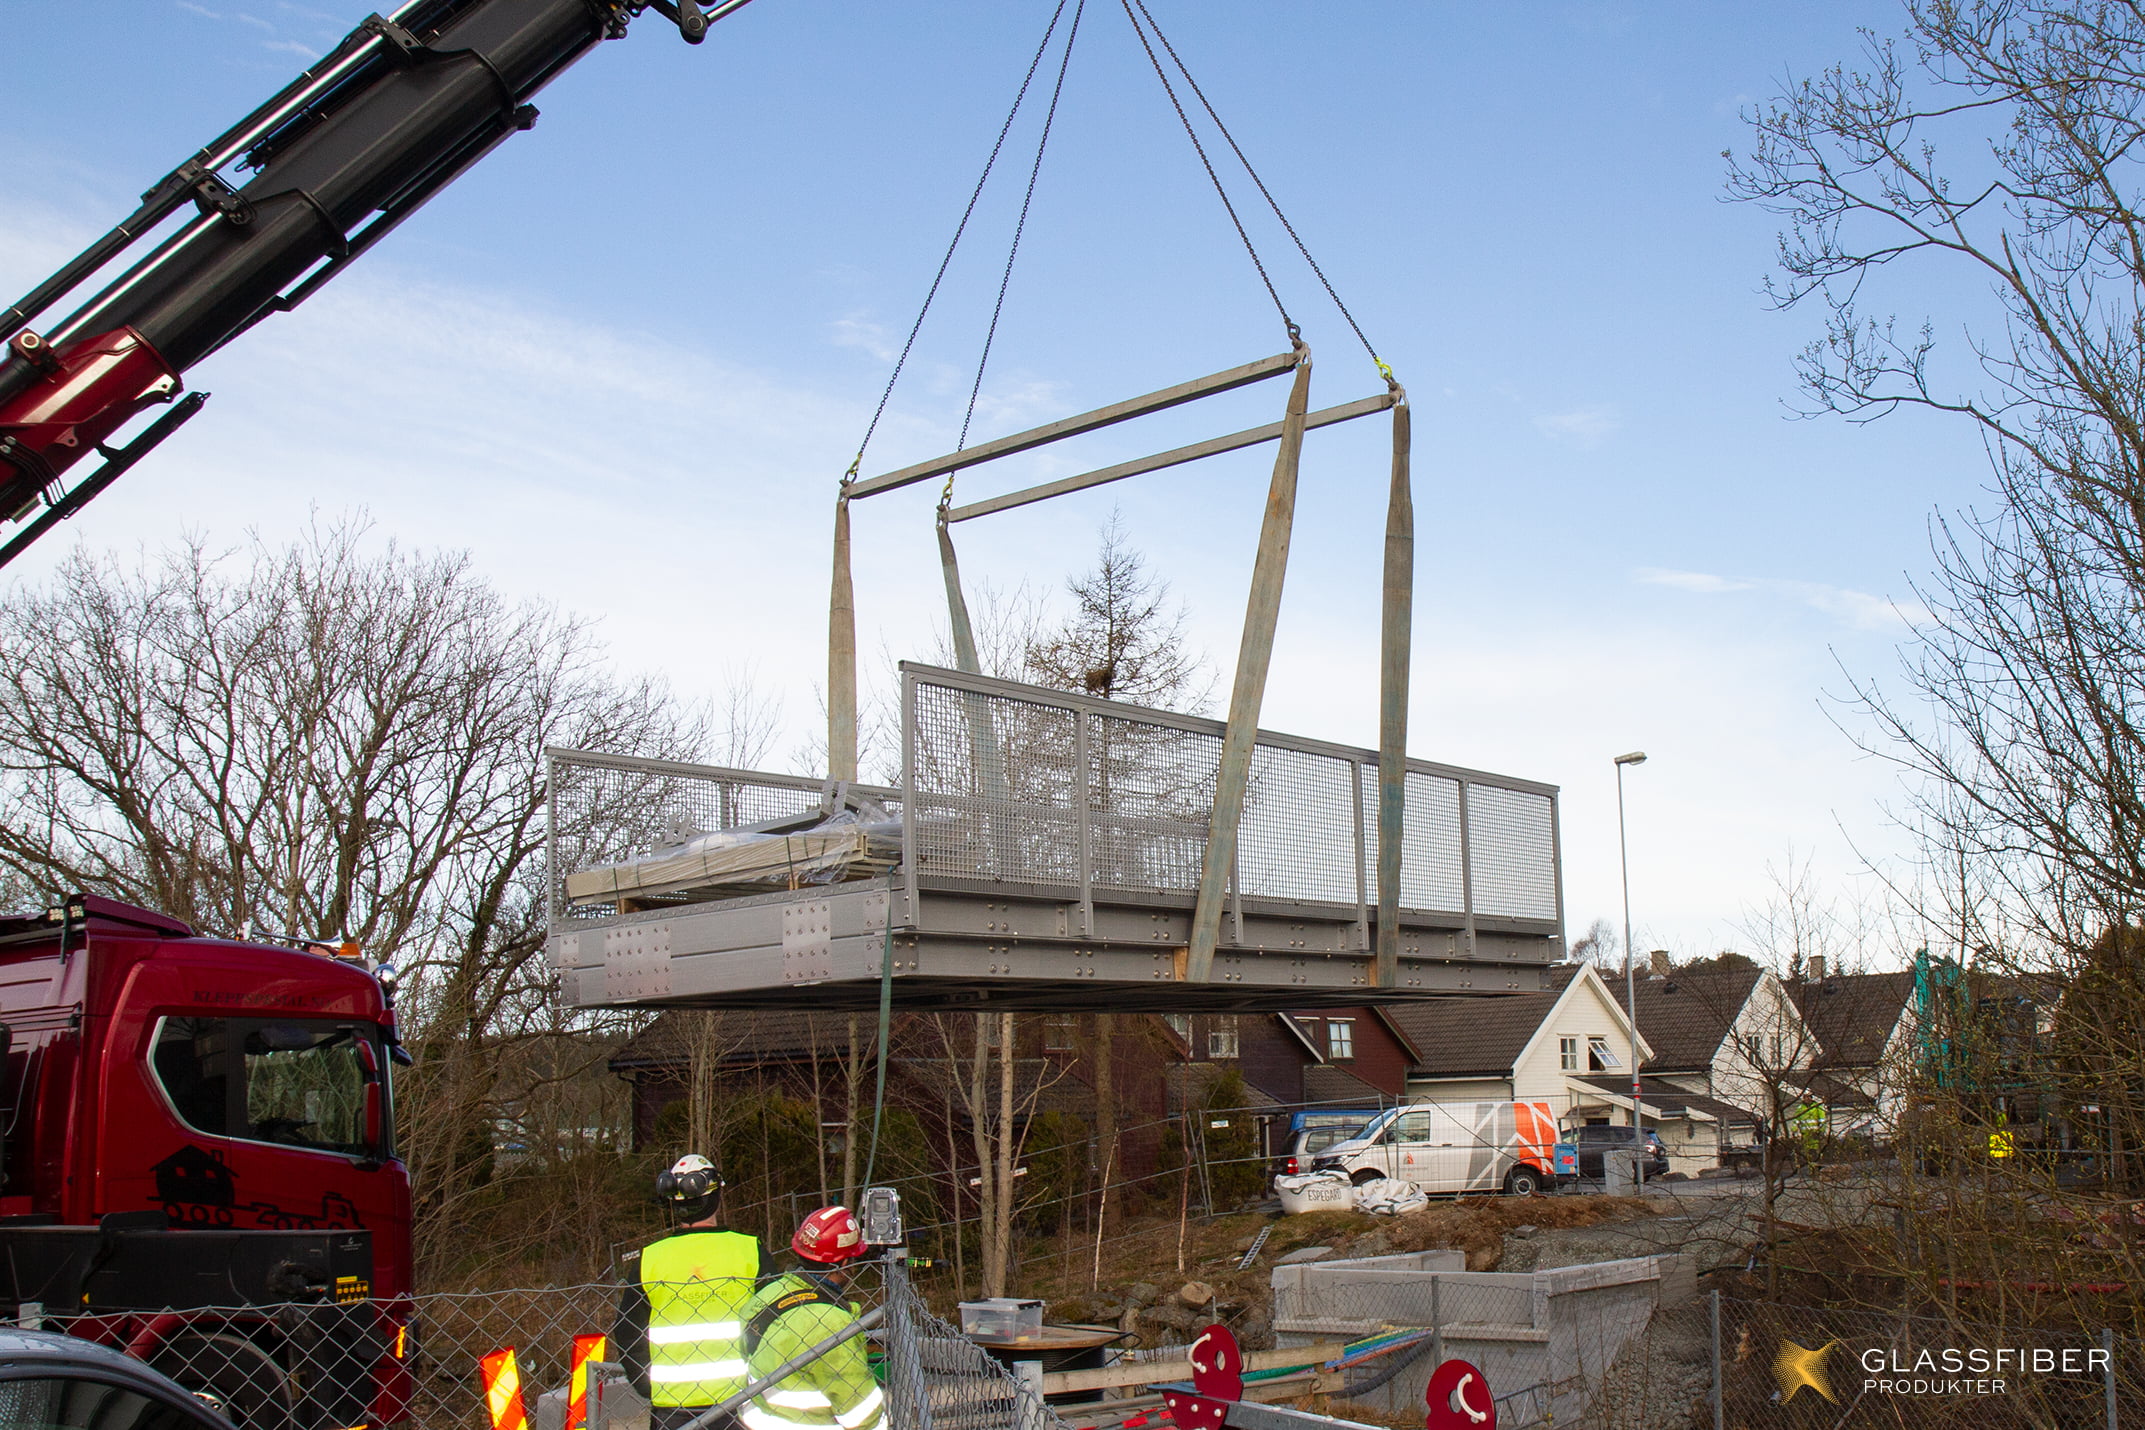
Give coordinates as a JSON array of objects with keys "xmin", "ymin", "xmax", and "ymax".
[
  {"xmin": 540, "ymin": 670, "xmax": 1559, "ymax": 941},
  {"xmin": 902, "ymin": 665, "xmax": 1559, "ymax": 927}
]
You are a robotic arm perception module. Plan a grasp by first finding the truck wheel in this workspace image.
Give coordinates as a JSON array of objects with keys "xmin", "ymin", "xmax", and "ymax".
[
  {"xmin": 1349, "ymin": 1168, "xmax": 1384, "ymax": 1187},
  {"xmin": 1504, "ymin": 1166, "xmax": 1543, "ymax": 1197},
  {"xmin": 150, "ymin": 1332, "xmax": 297, "ymax": 1430}
]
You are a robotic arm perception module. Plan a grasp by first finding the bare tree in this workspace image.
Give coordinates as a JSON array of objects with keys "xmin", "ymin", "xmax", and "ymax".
[
  {"xmin": 0, "ymin": 519, "xmax": 705, "ymax": 1278},
  {"xmin": 1025, "ymin": 510, "xmax": 1212, "ymax": 711},
  {"xmin": 1568, "ymin": 915, "xmax": 1619, "ymax": 969},
  {"xmin": 1738, "ymin": 849, "xmax": 1870, "ymax": 981},
  {"xmin": 712, "ymin": 664, "xmax": 783, "ymax": 770},
  {"xmin": 1727, "ymin": 1, "xmax": 2145, "ymax": 953},
  {"xmin": 1728, "ymin": 6, "xmax": 2145, "ymax": 1319},
  {"xmin": 1659, "ymin": 960, "xmax": 1830, "ymax": 1296}
]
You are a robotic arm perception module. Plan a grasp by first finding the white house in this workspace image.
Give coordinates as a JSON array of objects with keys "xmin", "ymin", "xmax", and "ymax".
[
  {"xmin": 1586, "ymin": 959, "xmax": 1840, "ymax": 1171},
  {"xmin": 1792, "ymin": 965, "xmax": 1918, "ymax": 1139},
  {"xmin": 1385, "ymin": 958, "xmax": 1860, "ymax": 1176},
  {"xmin": 1385, "ymin": 964, "xmax": 1749, "ymax": 1174}
]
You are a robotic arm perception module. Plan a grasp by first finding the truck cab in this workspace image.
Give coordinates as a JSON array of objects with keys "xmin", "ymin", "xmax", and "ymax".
[{"xmin": 0, "ymin": 894, "xmax": 411, "ymax": 1428}]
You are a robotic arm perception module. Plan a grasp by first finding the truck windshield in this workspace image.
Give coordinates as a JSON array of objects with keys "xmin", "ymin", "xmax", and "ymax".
[{"xmin": 151, "ymin": 1016, "xmax": 388, "ymax": 1158}]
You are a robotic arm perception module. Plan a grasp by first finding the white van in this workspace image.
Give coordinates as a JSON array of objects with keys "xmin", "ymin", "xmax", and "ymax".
[{"xmin": 1309, "ymin": 1100, "xmax": 1565, "ymax": 1196}]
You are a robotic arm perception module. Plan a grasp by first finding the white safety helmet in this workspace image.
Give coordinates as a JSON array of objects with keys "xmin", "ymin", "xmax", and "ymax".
[{"xmin": 656, "ymin": 1153, "xmax": 723, "ymax": 1203}]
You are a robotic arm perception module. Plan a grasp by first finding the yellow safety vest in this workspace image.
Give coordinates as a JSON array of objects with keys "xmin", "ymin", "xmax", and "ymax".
[
  {"xmin": 739, "ymin": 1274, "xmax": 884, "ymax": 1430},
  {"xmin": 641, "ymin": 1230, "xmax": 762, "ymax": 1408}
]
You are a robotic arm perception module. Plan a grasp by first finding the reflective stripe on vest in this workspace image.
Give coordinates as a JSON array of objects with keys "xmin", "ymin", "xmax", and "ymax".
[
  {"xmin": 641, "ymin": 1230, "xmax": 761, "ymax": 1408},
  {"xmin": 741, "ymin": 1390, "xmax": 884, "ymax": 1430},
  {"xmin": 741, "ymin": 1277, "xmax": 884, "ymax": 1430}
]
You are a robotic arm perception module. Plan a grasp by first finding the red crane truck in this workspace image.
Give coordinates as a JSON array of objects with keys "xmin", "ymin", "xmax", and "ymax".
[{"xmin": 0, "ymin": 894, "xmax": 411, "ymax": 1429}]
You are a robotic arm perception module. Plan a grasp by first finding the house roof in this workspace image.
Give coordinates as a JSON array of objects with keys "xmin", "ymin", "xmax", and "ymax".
[
  {"xmin": 1385, "ymin": 991, "xmax": 1565, "ymax": 1078},
  {"xmin": 1303, "ymin": 1064, "xmax": 1391, "ymax": 1106},
  {"xmin": 1629, "ymin": 966, "xmax": 1764, "ymax": 1072},
  {"xmin": 1276, "ymin": 1014, "xmax": 1324, "ymax": 1061},
  {"xmin": 1288, "ymin": 1008, "xmax": 1426, "ymax": 1065},
  {"xmin": 1167, "ymin": 1062, "xmax": 1284, "ymax": 1112},
  {"xmin": 610, "ymin": 1009, "xmax": 860, "ymax": 1073},
  {"xmin": 1791, "ymin": 971, "xmax": 1916, "ymax": 1069}
]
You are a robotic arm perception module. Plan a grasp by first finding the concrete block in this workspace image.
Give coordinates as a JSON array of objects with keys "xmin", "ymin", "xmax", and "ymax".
[{"xmin": 1653, "ymin": 1253, "xmax": 1696, "ymax": 1307}]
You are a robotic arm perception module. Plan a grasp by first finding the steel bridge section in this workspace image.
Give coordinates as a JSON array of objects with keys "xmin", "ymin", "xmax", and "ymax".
[{"xmin": 546, "ymin": 665, "xmax": 1564, "ymax": 1013}]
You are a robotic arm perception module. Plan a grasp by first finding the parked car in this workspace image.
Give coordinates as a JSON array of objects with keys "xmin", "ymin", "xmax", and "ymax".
[
  {"xmin": 1272, "ymin": 1120, "xmax": 1371, "ymax": 1179},
  {"xmin": 0, "ymin": 1327, "xmax": 239, "ymax": 1430},
  {"xmin": 1310, "ymin": 1100, "xmax": 1564, "ymax": 1196},
  {"xmin": 1566, "ymin": 1125, "xmax": 1670, "ymax": 1180}
]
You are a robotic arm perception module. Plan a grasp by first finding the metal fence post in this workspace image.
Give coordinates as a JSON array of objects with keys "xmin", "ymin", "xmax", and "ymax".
[
  {"xmin": 1431, "ymin": 1275, "xmax": 1443, "ymax": 1370},
  {"xmin": 883, "ymin": 1251, "xmax": 932, "ymax": 1430},
  {"xmin": 1711, "ymin": 1290, "xmax": 1724, "ymax": 1430}
]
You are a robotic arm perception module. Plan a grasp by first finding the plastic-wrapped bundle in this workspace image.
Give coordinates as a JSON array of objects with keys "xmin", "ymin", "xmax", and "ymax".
[
  {"xmin": 566, "ymin": 803, "xmax": 901, "ymax": 905},
  {"xmin": 1350, "ymin": 1176, "xmax": 1428, "ymax": 1216}
]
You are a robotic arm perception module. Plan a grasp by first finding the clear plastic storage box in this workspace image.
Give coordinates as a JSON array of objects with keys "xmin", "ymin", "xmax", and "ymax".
[{"xmin": 958, "ymin": 1298, "xmax": 1043, "ymax": 1341}]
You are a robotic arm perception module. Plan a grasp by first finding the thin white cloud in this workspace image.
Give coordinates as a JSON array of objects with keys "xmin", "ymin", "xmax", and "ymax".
[
  {"xmin": 1638, "ymin": 567, "xmax": 1753, "ymax": 594},
  {"xmin": 1777, "ymin": 580, "xmax": 1931, "ymax": 631},
  {"xmin": 1533, "ymin": 401, "xmax": 1620, "ymax": 446},
  {"xmin": 1637, "ymin": 567, "xmax": 1928, "ymax": 631},
  {"xmin": 262, "ymin": 38, "xmax": 318, "ymax": 57},
  {"xmin": 969, "ymin": 376, "xmax": 1067, "ymax": 432},
  {"xmin": 175, "ymin": 1, "xmax": 221, "ymax": 16},
  {"xmin": 829, "ymin": 314, "xmax": 895, "ymax": 363}
]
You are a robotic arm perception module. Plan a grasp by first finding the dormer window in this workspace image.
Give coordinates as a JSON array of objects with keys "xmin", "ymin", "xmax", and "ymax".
[
  {"xmin": 1327, "ymin": 1019, "xmax": 1355, "ymax": 1061},
  {"xmin": 1209, "ymin": 1016, "xmax": 1240, "ymax": 1059}
]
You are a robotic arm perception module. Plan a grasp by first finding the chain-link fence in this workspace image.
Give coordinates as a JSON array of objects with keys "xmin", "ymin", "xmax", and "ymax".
[
  {"xmin": 25, "ymin": 1241, "xmax": 2139, "ymax": 1430},
  {"xmin": 1266, "ymin": 1250, "xmax": 1706, "ymax": 1429},
  {"xmin": 21, "ymin": 1260, "xmax": 1064, "ymax": 1430}
]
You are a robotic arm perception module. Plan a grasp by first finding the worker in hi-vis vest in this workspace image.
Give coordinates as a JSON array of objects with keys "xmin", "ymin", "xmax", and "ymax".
[
  {"xmin": 740, "ymin": 1206, "xmax": 884, "ymax": 1430},
  {"xmin": 613, "ymin": 1155, "xmax": 772, "ymax": 1430}
]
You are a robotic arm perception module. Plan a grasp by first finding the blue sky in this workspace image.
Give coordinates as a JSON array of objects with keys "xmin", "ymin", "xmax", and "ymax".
[{"xmin": 2, "ymin": 1, "xmax": 1996, "ymax": 962}]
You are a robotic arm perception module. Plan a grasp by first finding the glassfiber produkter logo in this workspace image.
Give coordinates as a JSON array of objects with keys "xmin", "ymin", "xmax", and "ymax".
[{"xmin": 1773, "ymin": 1333, "xmax": 2110, "ymax": 1404}]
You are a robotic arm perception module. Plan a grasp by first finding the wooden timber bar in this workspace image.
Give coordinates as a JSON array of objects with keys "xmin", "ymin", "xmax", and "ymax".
[
  {"xmin": 1038, "ymin": 1341, "xmax": 1352, "ymax": 1396},
  {"xmin": 844, "ymin": 350, "xmax": 1299, "ymax": 500},
  {"xmin": 944, "ymin": 392, "xmax": 1396, "ymax": 524}
]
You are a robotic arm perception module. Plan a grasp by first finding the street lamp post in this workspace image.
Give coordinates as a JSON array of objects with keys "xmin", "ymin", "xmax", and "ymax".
[{"xmin": 1614, "ymin": 751, "xmax": 1648, "ymax": 1187}]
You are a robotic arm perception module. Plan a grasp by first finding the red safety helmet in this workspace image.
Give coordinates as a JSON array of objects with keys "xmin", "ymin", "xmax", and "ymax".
[{"xmin": 793, "ymin": 1205, "xmax": 867, "ymax": 1265}]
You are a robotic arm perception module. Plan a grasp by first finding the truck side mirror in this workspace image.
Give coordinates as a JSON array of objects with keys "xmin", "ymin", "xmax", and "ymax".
[{"xmin": 354, "ymin": 1035, "xmax": 382, "ymax": 1147}]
